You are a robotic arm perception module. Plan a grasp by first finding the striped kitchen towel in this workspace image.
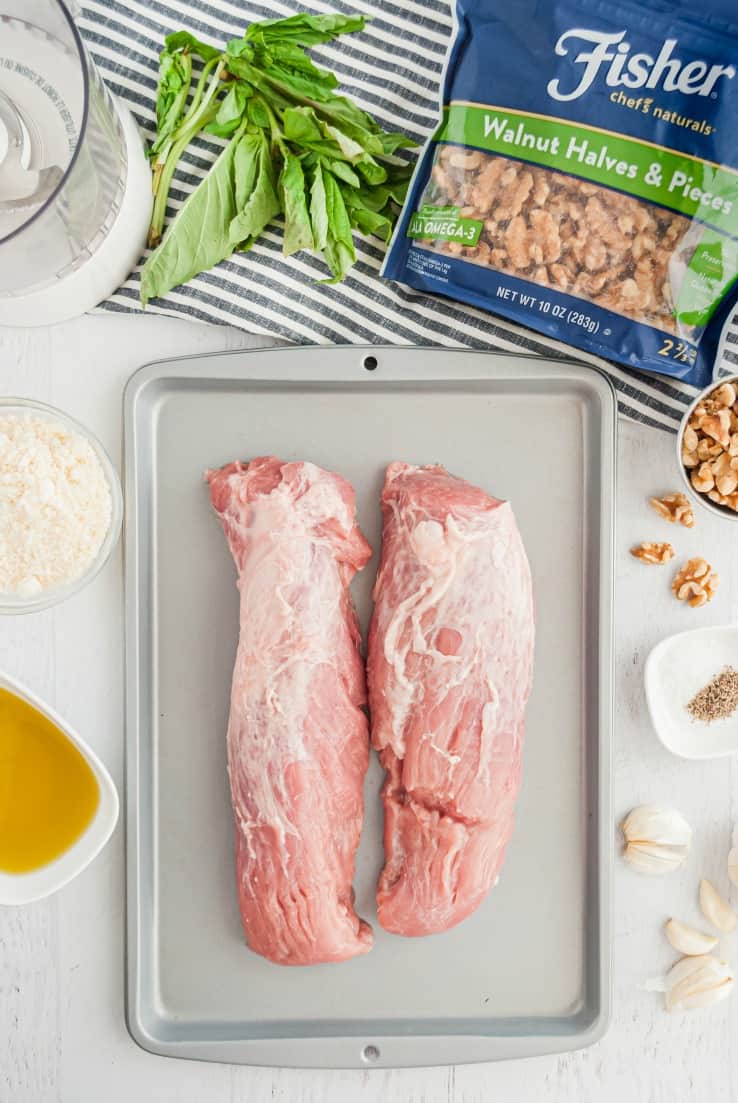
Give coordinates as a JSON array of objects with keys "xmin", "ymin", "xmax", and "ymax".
[{"xmin": 79, "ymin": 0, "xmax": 738, "ymax": 431}]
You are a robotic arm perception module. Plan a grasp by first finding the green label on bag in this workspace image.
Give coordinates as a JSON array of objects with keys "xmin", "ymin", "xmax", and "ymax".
[
  {"xmin": 676, "ymin": 231, "xmax": 738, "ymax": 327},
  {"xmin": 407, "ymin": 205, "xmax": 483, "ymax": 245},
  {"xmin": 435, "ymin": 104, "xmax": 738, "ymax": 237}
]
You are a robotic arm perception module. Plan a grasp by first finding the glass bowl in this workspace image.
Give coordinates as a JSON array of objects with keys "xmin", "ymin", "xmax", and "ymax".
[{"xmin": 0, "ymin": 397, "xmax": 123, "ymax": 613}]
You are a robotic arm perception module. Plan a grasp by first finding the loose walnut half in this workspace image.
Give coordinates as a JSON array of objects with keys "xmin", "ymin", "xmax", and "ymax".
[
  {"xmin": 672, "ymin": 558, "xmax": 719, "ymax": 608},
  {"xmin": 631, "ymin": 541, "xmax": 675, "ymax": 565},
  {"xmin": 649, "ymin": 493, "xmax": 695, "ymax": 528}
]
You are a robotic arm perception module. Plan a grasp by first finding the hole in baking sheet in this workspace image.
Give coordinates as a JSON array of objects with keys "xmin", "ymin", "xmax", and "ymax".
[
  {"xmin": 363, "ymin": 355, "xmax": 378, "ymax": 372},
  {"xmin": 362, "ymin": 1044, "xmax": 380, "ymax": 1063}
]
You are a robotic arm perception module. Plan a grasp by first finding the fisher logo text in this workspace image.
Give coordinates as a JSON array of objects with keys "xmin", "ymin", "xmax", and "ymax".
[{"xmin": 547, "ymin": 29, "xmax": 736, "ymax": 102}]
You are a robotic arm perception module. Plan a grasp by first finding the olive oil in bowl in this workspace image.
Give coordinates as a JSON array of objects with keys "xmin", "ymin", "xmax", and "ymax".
[
  {"xmin": 0, "ymin": 687, "xmax": 100, "ymax": 873},
  {"xmin": 0, "ymin": 677, "xmax": 118, "ymax": 905}
]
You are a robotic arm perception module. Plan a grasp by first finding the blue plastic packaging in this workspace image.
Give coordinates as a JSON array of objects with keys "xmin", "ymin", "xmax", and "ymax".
[{"xmin": 383, "ymin": 0, "xmax": 738, "ymax": 388}]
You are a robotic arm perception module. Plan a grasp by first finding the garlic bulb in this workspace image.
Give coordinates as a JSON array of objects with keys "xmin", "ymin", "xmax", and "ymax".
[
  {"xmin": 664, "ymin": 954, "xmax": 734, "ymax": 1012},
  {"xmin": 699, "ymin": 879, "xmax": 737, "ymax": 933},
  {"xmin": 621, "ymin": 805, "xmax": 692, "ymax": 875},
  {"xmin": 664, "ymin": 918, "xmax": 718, "ymax": 956}
]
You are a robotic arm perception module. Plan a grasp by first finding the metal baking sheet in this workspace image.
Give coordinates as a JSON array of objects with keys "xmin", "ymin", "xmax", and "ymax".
[{"xmin": 124, "ymin": 346, "xmax": 615, "ymax": 1069}]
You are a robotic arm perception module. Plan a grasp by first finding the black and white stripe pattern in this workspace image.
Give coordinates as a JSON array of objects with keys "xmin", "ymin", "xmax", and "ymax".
[{"xmin": 79, "ymin": 0, "xmax": 738, "ymax": 431}]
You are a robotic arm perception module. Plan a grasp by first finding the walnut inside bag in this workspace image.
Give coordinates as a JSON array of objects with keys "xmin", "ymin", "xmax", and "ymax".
[{"xmin": 421, "ymin": 148, "xmax": 694, "ymax": 335}]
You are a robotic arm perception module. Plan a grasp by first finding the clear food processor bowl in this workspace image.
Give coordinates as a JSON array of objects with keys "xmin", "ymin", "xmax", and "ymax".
[{"xmin": 0, "ymin": 0, "xmax": 151, "ymax": 325}]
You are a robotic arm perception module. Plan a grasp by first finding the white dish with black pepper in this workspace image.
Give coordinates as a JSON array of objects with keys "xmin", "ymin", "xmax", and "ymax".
[{"xmin": 645, "ymin": 626, "xmax": 738, "ymax": 759}]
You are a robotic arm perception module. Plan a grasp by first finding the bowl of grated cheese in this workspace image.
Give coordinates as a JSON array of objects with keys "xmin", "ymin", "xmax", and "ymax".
[{"xmin": 0, "ymin": 398, "xmax": 123, "ymax": 613}]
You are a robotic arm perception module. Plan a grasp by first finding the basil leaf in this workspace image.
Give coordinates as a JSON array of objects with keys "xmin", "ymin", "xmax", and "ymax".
[
  {"xmin": 324, "ymin": 159, "xmax": 361, "ymax": 188},
  {"xmin": 229, "ymin": 130, "xmax": 281, "ymax": 246},
  {"xmin": 233, "ymin": 132, "xmax": 260, "ymax": 211},
  {"xmin": 256, "ymin": 61, "xmax": 336, "ymax": 104},
  {"xmin": 149, "ymin": 49, "xmax": 193, "ymax": 158},
  {"xmin": 204, "ymin": 83, "xmax": 249, "ymax": 138},
  {"xmin": 309, "ymin": 161, "xmax": 329, "ymax": 252},
  {"xmin": 324, "ymin": 123, "xmax": 386, "ymax": 182},
  {"xmin": 322, "ymin": 238, "xmax": 355, "ymax": 283},
  {"xmin": 283, "ymin": 105, "xmax": 323, "ymax": 144},
  {"xmin": 323, "ymin": 124, "xmax": 366, "ymax": 161},
  {"xmin": 250, "ymin": 38, "xmax": 339, "ymax": 92},
  {"xmin": 310, "ymin": 98, "xmax": 384, "ymax": 155},
  {"xmin": 385, "ymin": 167, "xmax": 414, "ymax": 206},
  {"xmin": 246, "ymin": 97, "xmax": 271, "ymax": 129},
  {"xmin": 141, "ymin": 130, "xmax": 244, "ymax": 305},
  {"xmin": 381, "ymin": 131, "xmax": 419, "ymax": 154},
  {"xmin": 283, "ymin": 110, "xmax": 385, "ymax": 189},
  {"xmin": 389, "ymin": 181, "xmax": 410, "ymax": 205},
  {"xmin": 324, "ymin": 171, "xmax": 353, "ymax": 247},
  {"xmin": 346, "ymin": 204, "xmax": 393, "ymax": 243},
  {"xmin": 245, "ymin": 13, "xmax": 365, "ymax": 47},
  {"xmin": 233, "ymin": 32, "xmax": 383, "ymax": 152},
  {"xmin": 225, "ymin": 39, "xmax": 254, "ymax": 61},
  {"xmin": 225, "ymin": 54, "xmax": 294, "ymax": 113},
  {"xmin": 339, "ymin": 183, "xmax": 390, "ymax": 213},
  {"xmin": 165, "ymin": 31, "xmax": 222, "ymax": 62},
  {"xmin": 330, "ymin": 168, "xmax": 410, "ymax": 215},
  {"xmin": 356, "ymin": 158, "xmax": 388, "ymax": 186},
  {"xmin": 280, "ymin": 150, "xmax": 313, "ymax": 255},
  {"xmin": 321, "ymin": 169, "xmax": 355, "ymax": 281}
]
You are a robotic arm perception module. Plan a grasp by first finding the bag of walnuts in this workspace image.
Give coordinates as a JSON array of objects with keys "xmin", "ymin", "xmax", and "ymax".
[{"xmin": 383, "ymin": 0, "xmax": 738, "ymax": 387}]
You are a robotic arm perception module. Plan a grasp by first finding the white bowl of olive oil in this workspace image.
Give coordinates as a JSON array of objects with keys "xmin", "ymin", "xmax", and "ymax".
[{"xmin": 0, "ymin": 672, "xmax": 119, "ymax": 905}]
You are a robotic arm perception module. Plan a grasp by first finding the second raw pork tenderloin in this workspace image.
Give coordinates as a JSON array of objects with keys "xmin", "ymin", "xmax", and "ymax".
[{"xmin": 367, "ymin": 462, "xmax": 535, "ymax": 936}]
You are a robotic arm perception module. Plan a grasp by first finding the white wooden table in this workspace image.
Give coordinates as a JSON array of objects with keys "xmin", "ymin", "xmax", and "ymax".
[{"xmin": 2, "ymin": 314, "xmax": 737, "ymax": 1103}]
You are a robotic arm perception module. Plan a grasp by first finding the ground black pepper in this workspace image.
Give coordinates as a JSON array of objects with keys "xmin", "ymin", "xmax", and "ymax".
[{"xmin": 687, "ymin": 667, "xmax": 738, "ymax": 723}]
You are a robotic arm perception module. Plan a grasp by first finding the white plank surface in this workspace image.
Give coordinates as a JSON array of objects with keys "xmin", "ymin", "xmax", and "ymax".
[{"xmin": 1, "ymin": 314, "xmax": 737, "ymax": 1103}]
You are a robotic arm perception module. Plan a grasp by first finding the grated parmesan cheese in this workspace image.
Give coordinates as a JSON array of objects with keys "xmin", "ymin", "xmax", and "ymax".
[{"xmin": 0, "ymin": 414, "xmax": 112, "ymax": 597}]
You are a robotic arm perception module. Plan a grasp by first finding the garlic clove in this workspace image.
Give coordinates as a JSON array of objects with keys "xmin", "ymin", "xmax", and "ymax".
[
  {"xmin": 621, "ymin": 805, "xmax": 692, "ymax": 874},
  {"xmin": 728, "ymin": 847, "xmax": 738, "ymax": 890},
  {"xmin": 665, "ymin": 954, "xmax": 734, "ymax": 1012},
  {"xmin": 624, "ymin": 841, "xmax": 688, "ymax": 875},
  {"xmin": 664, "ymin": 918, "xmax": 718, "ymax": 956},
  {"xmin": 699, "ymin": 879, "xmax": 737, "ymax": 933},
  {"xmin": 623, "ymin": 804, "xmax": 692, "ymax": 846}
]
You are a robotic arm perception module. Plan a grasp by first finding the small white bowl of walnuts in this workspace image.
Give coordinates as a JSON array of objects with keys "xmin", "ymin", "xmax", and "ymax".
[{"xmin": 678, "ymin": 374, "xmax": 738, "ymax": 520}]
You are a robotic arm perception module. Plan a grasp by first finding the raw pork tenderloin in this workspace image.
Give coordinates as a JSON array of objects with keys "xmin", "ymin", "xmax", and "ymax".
[
  {"xmin": 207, "ymin": 457, "xmax": 373, "ymax": 965},
  {"xmin": 367, "ymin": 463, "xmax": 534, "ymax": 936}
]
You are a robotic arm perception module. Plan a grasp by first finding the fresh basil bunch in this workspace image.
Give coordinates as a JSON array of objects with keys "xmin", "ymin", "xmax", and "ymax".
[{"xmin": 140, "ymin": 13, "xmax": 416, "ymax": 304}]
